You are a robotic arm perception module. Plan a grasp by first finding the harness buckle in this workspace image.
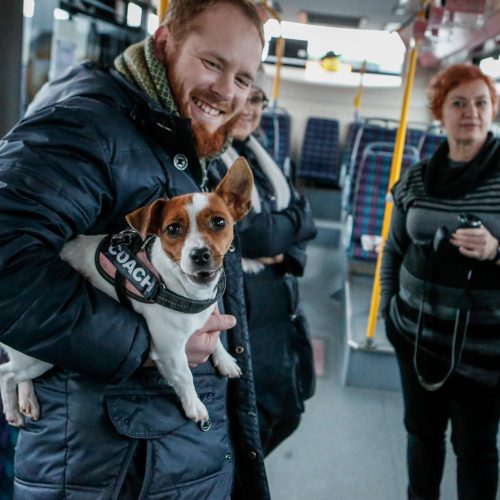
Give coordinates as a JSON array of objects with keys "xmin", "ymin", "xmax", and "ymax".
[{"xmin": 111, "ymin": 229, "xmax": 136, "ymax": 248}]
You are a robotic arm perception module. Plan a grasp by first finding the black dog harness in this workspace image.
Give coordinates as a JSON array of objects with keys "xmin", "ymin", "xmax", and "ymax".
[{"xmin": 95, "ymin": 230, "xmax": 226, "ymax": 313}]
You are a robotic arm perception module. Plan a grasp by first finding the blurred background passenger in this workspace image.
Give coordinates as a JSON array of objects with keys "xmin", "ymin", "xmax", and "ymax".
[
  {"xmin": 218, "ymin": 69, "xmax": 318, "ymax": 456},
  {"xmin": 381, "ymin": 63, "xmax": 500, "ymax": 500}
]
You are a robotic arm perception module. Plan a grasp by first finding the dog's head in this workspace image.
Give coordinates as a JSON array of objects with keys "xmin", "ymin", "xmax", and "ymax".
[{"xmin": 126, "ymin": 157, "xmax": 253, "ymax": 287}]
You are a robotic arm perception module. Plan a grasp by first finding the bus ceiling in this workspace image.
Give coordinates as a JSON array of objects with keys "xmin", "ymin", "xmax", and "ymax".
[{"xmin": 265, "ymin": 0, "xmax": 500, "ymax": 68}]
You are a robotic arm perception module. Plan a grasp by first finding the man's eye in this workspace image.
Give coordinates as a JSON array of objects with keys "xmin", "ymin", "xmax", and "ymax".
[
  {"xmin": 166, "ymin": 223, "xmax": 182, "ymax": 236},
  {"xmin": 202, "ymin": 59, "xmax": 221, "ymax": 71},
  {"xmin": 210, "ymin": 217, "xmax": 226, "ymax": 230},
  {"xmin": 236, "ymin": 76, "xmax": 251, "ymax": 89}
]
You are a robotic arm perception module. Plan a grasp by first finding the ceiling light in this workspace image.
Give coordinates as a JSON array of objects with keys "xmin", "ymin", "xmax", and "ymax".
[
  {"xmin": 127, "ymin": 2, "xmax": 142, "ymax": 27},
  {"xmin": 53, "ymin": 8, "xmax": 70, "ymax": 21},
  {"xmin": 147, "ymin": 13, "xmax": 158, "ymax": 35},
  {"xmin": 23, "ymin": 0, "xmax": 35, "ymax": 18}
]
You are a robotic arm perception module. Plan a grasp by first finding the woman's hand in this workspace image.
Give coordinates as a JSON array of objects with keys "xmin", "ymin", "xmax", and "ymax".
[
  {"xmin": 257, "ymin": 254, "xmax": 284, "ymax": 265},
  {"xmin": 449, "ymin": 226, "xmax": 499, "ymax": 261},
  {"xmin": 185, "ymin": 307, "xmax": 236, "ymax": 367}
]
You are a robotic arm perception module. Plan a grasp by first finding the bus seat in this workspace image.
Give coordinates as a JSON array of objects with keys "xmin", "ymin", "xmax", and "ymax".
[
  {"xmin": 297, "ymin": 117, "xmax": 341, "ymax": 188},
  {"xmin": 418, "ymin": 131, "xmax": 445, "ymax": 160},
  {"xmin": 348, "ymin": 142, "xmax": 419, "ymax": 262},
  {"xmin": 341, "ymin": 119, "xmax": 399, "ymax": 219},
  {"xmin": 259, "ymin": 109, "xmax": 292, "ymax": 173}
]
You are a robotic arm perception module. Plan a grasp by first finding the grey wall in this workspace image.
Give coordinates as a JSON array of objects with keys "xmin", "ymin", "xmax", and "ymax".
[{"xmin": 0, "ymin": 0, "xmax": 24, "ymax": 136}]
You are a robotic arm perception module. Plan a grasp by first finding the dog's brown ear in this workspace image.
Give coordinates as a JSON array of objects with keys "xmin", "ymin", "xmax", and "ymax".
[
  {"xmin": 126, "ymin": 199, "xmax": 168, "ymax": 240},
  {"xmin": 215, "ymin": 157, "xmax": 254, "ymax": 222}
]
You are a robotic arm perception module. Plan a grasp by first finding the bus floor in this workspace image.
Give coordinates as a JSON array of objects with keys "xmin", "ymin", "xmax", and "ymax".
[{"xmin": 264, "ymin": 235, "xmax": 462, "ymax": 500}]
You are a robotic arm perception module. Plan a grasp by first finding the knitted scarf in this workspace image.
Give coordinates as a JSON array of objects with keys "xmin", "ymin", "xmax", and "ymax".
[
  {"xmin": 114, "ymin": 37, "xmax": 229, "ymax": 162},
  {"xmin": 115, "ymin": 37, "xmax": 178, "ymax": 115},
  {"xmin": 424, "ymin": 132, "xmax": 500, "ymax": 199}
]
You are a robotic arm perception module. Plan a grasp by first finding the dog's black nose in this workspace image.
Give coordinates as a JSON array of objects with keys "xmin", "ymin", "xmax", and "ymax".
[{"xmin": 190, "ymin": 247, "xmax": 211, "ymax": 265}]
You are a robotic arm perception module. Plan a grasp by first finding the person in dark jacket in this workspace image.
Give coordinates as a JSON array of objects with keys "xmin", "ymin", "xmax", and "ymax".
[
  {"xmin": 0, "ymin": 1, "xmax": 271, "ymax": 498},
  {"xmin": 219, "ymin": 70, "xmax": 317, "ymax": 456},
  {"xmin": 381, "ymin": 64, "xmax": 500, "ymax": 500}
]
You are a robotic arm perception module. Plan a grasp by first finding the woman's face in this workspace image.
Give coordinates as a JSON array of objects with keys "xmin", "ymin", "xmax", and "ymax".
[
  {"xmin": 232, "ymin": 87, "xmax": 266, "ymax": 140},
  {"xmin": 441, "ymin": 78, "xmax": 493, "ymax": 149}
]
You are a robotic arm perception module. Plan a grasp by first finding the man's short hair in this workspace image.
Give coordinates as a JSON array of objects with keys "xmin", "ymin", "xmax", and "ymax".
[{"xmin": 163, "ymin": 0, "xmax": 264, "ymax": 47}]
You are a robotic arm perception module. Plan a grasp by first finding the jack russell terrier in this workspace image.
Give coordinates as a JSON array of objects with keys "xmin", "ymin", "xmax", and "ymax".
[{"xmin": 0, "ymin": 157, "xmax": 253, "ymax": 425}]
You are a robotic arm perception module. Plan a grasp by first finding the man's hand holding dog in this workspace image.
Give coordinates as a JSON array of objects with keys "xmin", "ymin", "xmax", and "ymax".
[
  {"xmin": 142, "ymin": 309, "xmax": 236, "ymax": 368},
  {"xmin": 187, "ymin": 308, "xmax": 236, "ymax": 367}
]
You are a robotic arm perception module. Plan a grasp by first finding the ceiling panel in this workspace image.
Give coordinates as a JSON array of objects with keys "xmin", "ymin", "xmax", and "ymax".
[{"xmin": 273, "ymin": 0, "xmax": 421, "ymax": 30}]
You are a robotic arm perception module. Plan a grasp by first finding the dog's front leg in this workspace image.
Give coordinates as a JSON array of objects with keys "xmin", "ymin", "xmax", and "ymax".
[
  {"xmin": 150, "ymin": 340, "xmax": 209, "ymax": 422},
  {"xmin": 142, "ymin": 308, "xmax": 209, "ymax": 422},
  {"xmin": 211, "ymin": 339, "xmax": 241, "ymax": 378}
]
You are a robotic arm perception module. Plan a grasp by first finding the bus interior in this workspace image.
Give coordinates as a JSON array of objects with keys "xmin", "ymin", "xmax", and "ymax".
[{"xmin": 1, "ymin": 1, "xmax": 500, "ymax": 499}]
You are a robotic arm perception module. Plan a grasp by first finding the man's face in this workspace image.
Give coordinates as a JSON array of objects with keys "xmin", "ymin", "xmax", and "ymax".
[{"xmin": 155, "ymin": 3, "xmax": 262, "ymax": 156}]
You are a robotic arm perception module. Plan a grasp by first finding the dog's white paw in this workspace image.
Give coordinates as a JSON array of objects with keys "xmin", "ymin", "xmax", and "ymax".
[
  {"xmin": 18, "ymin": 380, "xmax": 40, "ymax": 421},
  {"xmin": 212, "ymin": 351, "xmax": 242, "ymax": 378},
  {"xmin": 5, "ymin": 408, "xmax": 24, "ymax": 428},
  {"xmin": 183, "ymin": 396, "xmax": 209, "ymax": 423},
  {"xmin": 19, "ymin": 395, "xmax": 40, "ymax": 421}
]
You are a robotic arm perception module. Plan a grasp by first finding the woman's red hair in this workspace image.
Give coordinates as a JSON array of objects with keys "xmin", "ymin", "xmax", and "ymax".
[{"xmin": 427, "ymin": 63, "xmax": 498, "ymax": 120}]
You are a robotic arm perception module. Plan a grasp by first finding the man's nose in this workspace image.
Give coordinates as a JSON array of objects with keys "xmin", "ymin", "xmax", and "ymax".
[{"xmin": 210, "ymin": 72, "xmax": 235, "ymax": 102}]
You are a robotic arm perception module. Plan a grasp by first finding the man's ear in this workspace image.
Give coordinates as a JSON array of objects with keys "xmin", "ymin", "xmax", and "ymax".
[
  {"xmin": 126, "ymin": 199, "xmax": 168, "ymax": 240},
  {"xmin": 153, "ymin": 25, "xmax": 170, "ymax": 62},
  {"xmin": 216, "ymin": 157, "xmax": 254, "ymax": 222}
]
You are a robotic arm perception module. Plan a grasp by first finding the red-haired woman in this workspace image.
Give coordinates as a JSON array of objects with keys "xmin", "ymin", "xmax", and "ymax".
[{"xmin": 381, "ymin": 63, "xmax": 500, "ymax": 500}]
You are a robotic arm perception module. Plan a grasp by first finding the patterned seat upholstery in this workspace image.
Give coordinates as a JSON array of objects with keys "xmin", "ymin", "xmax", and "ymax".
[
  {"xmin": 297, "ymin": 117, "xmax": 341, "ymax": 187},
  {"xmin": 341, "ymin": 120, "xmax": 398, "ymax": 219},
  {"xmin": 418, "ymin": 131, "xmax": 445, "ymax": 160},
  {"xmin": 405, "ymin": 127, "xmax": 425, "ymax": 152},
  {"xmin": 259, "ymin": 110, "xmax": 291, "ymax": 171},
  {"xmin": 349, "ymin": 142, "xmax": 419, "ymax": 261}
]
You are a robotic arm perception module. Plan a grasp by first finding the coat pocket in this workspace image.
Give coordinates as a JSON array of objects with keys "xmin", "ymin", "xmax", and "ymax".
[{"xmin": 105, "ymin": 388, "xmax": 215, "ymax": 439}]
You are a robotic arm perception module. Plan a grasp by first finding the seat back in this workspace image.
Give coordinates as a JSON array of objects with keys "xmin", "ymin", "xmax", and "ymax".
[
  {"xmin": 418, "ymin": 129, "xmax": 445, "ymax": 160},
  {"xmin": 259, "ymin": 109, "xmax": 291, "ymax": 172},
  {"xmin": 297, "ymin": 117, "xmax": 341, "ymax": 187},
  {"xmin": 349, "ymin": 142, "xmax": 419, "ymax": 261},
  {"xmin": 341, "ymin": 119, "xmax": 399, "ymax": 218}
]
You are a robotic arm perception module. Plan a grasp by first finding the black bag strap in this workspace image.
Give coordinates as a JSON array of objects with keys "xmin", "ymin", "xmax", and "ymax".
[{"xmin": 413, "ymin": 254, "xmax": 474, "ymax": 391}]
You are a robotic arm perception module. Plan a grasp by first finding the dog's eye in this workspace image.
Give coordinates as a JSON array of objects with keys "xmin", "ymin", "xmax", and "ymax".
[
  {"xmin": 210, "ymin": 217, "xmax": 226, "ymax": 230},
  {"xmin": 166, "ymin": 223, "xmax": 182, "ymax": 236}
]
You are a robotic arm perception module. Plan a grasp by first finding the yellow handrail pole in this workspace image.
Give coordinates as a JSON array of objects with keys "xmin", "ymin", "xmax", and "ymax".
[
  {"xmin": 271, "ymin": 36, "xmax": 285, "ymax": 103},
  {"xmin": 158, "ymin": 0, "xmax": 168, "ymax": 23},
  {"xmin": 364, "ymin": 38, "xmax": 420, "ymax": 344},
  {"xmin": 353, "ymin": 60, "xmax": 367, "ymax": 121},
  {"xmin": 257, "ymin": 1, "xmax": 284, "ymax": 104}
]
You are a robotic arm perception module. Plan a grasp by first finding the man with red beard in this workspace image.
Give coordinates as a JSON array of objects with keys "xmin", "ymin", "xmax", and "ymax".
[{"xmin": 0, "ymin": 1, "xmax": 269, "ymax": 499}]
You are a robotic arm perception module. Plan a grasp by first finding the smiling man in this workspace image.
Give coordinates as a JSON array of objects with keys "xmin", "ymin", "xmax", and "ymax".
[
  {"xmin": 0, "ymin": 1, "xmax": 269, "ymax": 499},
  {"xmin": 153, "ymin": 1, "xmax": 263, "ymax": 158}
]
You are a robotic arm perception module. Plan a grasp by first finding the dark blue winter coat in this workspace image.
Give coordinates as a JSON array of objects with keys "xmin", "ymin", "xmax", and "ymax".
[{"xmin": 0, "ymin": 62, "xmax": 269, "ymax": 500}]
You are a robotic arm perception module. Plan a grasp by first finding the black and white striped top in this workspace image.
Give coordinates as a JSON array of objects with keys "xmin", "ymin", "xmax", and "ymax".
[{"xmin": 381, "ymin": 142, "xmax": 500, "ymax": 386}]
